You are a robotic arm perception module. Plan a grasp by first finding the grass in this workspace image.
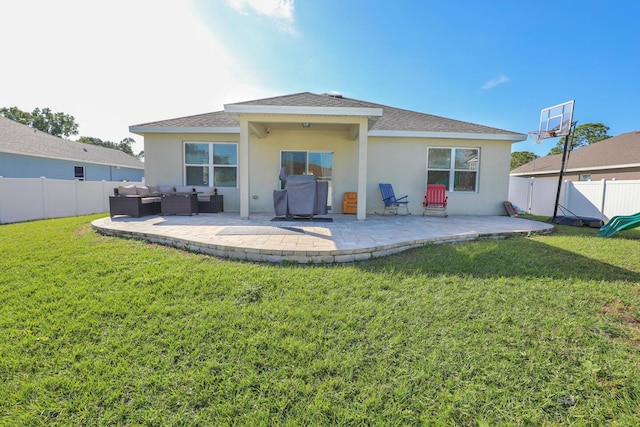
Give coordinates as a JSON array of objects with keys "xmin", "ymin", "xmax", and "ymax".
[{"xmin": 1, "ymin": 214, "xmax": 640, "ymax": 426}]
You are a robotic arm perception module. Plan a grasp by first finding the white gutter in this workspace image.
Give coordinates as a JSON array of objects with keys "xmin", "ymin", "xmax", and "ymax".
[{"xmin": 129, "ymin": 126, "xmax": 240, "ymax": 135}]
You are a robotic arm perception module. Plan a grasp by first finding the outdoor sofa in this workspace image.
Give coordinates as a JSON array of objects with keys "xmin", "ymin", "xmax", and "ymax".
[{"xmin": 109, "ymin": 185, "xmax": 222, "ymax": 218}]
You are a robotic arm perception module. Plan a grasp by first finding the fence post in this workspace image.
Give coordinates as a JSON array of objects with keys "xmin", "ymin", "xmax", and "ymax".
[
  {"xmin": 0, "ymin": 177, "xmax": 4, "ymax": 224},
  {"xmin": 40, "ymin": 177, "xmax": 47, "ymax": 219},
  {"xmin": 527, "ymin": 178, "xmax": 534, "ymax": 214},
  {"xmin": 600, "ymin": 179, "xmax": 607, "ymax": 220}
]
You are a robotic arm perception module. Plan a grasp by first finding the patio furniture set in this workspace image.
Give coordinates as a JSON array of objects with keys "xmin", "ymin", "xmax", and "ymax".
[
  {"xmin": 379, "ymin": 183, "xmax": 447, "ymax": 217},
  {"xmin": 109, "ymin": 184, "xmax": 223, "ymax": 218}
]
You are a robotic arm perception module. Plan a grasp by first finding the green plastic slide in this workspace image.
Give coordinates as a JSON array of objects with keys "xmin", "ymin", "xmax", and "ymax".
[{"xmin": 597, "ymin": 212, "xmax": 640, "ymax": 237}]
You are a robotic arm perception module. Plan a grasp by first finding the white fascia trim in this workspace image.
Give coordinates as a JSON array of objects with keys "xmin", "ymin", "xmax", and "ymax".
[
  {"xmin": 224, "ymin": 104, "xmax": 383, "ymax": 117},
  {"xmin": 566, "ymin": 163, "xmax": 640, "ymax": 172},
  {"xmin": 368, "ymin": 130, "xmax": 527, "ymax": 142},
  {"xmin": 129, "ymin": 126, "xmax": 240, "ymax": 135}
]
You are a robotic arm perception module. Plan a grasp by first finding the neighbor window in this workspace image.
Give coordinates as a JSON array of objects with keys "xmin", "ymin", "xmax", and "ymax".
[
  {"xmin": 184, "ymin": 142, "xmax": 237, "ymax": 187},
  {"xmin": 579, "ymin": 174, "xmax": 592, "ymax": 181},
  {"xmin": 74, "ymin": 166, "xmax": 85, "ymax": 181},
  {"xmin": 427, "ymin": 147, "xmax": 479, "ymax": 192}
]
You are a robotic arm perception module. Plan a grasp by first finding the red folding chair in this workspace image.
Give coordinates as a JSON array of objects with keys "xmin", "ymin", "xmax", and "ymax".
[{"xmin": 423, "ymin": 184, "xmax": 447, "ymax": 217}]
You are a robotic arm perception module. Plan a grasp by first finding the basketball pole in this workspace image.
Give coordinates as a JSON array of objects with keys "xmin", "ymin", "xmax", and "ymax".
[{"xmin": 552, "ymin": 121, "xmax": 578, "ymax": 222}]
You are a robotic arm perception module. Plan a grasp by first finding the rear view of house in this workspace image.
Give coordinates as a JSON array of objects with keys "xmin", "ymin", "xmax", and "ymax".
[{"xmin": 131, "ymin": 92, "xmax": 525, "ymax": 219}]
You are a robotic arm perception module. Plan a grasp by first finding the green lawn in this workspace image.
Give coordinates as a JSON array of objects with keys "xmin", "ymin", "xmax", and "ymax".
[{"xmin": 1, "ymin": 214, "xmax": 639, "ymax": 426}]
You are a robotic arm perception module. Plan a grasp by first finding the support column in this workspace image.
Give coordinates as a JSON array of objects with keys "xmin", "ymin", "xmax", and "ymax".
[
  {"xmin": 239, "ymin": 118, "xmax": 250, "ymax": 219},
  {"xmin": 356, "ymin": 120, "xmax": 368, "ymax": 220}
]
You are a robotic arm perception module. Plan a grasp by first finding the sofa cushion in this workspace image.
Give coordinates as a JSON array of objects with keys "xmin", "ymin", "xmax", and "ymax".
[
  {"xmin": 140, "ymin": 196, "xmax": 161, "ymax": 204},
  {"xmin": 118, "ymin": 185, "xmax": 137, "ymax": 196},
  {"xmin": 158, "ymin": 185, "xmax": 175, "ymax": 193},
  {"xmin": 136, "ymin": 185, "xmax": 151, "ymax": 196},
  {"xmin": 147, "ymin": 185, "xmax": 160, "ymax": 196},
  {"xmin": 175, "ymin": 186, "xmax": 195, "ymax": 193}
]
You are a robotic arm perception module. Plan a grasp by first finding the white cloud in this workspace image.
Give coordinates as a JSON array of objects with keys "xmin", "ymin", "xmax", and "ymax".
[
  {"xmin": 0, "ymin": 0, "xmax": 273, "ymax": 154},
  {"xmin": 482, "ymin": 75, "xmax": 510, "ymax": 89},
  {"xmin": 225, "ymin": 0, "xmax": 296, "ymax": 34}
]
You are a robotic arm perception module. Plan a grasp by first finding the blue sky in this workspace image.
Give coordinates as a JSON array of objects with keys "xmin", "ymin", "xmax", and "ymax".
[{"xmin": 1, "ymin": 0, "xmax": 638, "ymax": 156}]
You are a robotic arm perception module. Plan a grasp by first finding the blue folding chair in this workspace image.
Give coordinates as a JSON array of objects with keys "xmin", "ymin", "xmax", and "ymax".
[{"xmin": 379, "ymin": 183, "xmax": 409, "ymax": 215}]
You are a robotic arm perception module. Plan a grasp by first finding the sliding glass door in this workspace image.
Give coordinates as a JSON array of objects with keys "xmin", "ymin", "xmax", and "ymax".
[{"xmin": 280, "ymin": 151, "xmax": 333, "ymax": 209}]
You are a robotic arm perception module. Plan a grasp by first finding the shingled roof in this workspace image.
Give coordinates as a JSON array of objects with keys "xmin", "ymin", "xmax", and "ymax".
[
  {"xmin": 0, "ymin": 116, "xmax": 144, "ymax": 169},
  {"xmin": 131, "ymin": 92, "xmax": 524, "ymax": 137},
  {"xmin": 511, "ymin": 131, "xmax": 640, "ymax": 175}
]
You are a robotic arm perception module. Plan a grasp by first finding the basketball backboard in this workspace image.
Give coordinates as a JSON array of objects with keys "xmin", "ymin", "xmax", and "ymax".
[{"xmin": 538, "ymin": 100, "xmax": 574, "ymax": 136}]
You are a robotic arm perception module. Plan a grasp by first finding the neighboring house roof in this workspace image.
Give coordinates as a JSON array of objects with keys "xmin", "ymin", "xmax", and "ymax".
[
  {"xmin": 130, "ymin": 92, "xmax": 525, "ymax": 141},
  {"xmin": 0, "ymin": 116, "xmax": 144, "ymax": 169},
  {"xmin": 511, "ymin": 131, "xmax": 640, "ymax": 176}
]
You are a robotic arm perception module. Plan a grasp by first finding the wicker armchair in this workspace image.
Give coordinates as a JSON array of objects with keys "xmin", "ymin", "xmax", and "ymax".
[{"xmin": 109, "ymin": 186, "xmax": 161, "ymax": 218}]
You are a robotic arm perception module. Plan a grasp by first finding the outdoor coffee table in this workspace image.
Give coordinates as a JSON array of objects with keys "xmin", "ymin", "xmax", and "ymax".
[{"xmin": 161, "ymin": 192, "xmax": 198, "ymax": 216}]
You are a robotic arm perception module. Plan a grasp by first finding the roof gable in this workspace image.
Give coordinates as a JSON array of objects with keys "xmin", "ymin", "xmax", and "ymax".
[
  {"xmin": 0, "ymin": 116, "xmax": 144, "ymax": 169},
  {"xmin": 131, "ymin": 92, "xmax": 524, "ymax": 139}
]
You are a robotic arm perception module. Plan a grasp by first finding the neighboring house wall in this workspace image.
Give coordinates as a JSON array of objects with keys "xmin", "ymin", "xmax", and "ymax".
[
  {"xmin": 0, "ymin": 152, "xmax": 143, "ymax": 181},
  {"xmin": 557, "ymin": 167, "xmax": 640, "ymax": 182}
]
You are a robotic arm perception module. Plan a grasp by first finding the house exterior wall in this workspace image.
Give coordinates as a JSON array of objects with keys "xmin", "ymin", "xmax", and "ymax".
[
  {"xmin": 143, "ymin": 132, "xmax": 241, "ymax": 209},
  {"xmin": 368, "ymin": 137, "xmax": 511, "ymax": 215},
  {"xmin": 143, "ymin": 129, "xmax": 356, "ymax": 213},
  {"xmin": 143, "ymin": 130, "xmax": 513, "ymax": 216},
  {"xmin": 248, "ymin": 128, "xmax": 357, "ymax": 213},
  {"xmin": 0, "ymin": 152, "xmax": 143, "ymax": 181}
]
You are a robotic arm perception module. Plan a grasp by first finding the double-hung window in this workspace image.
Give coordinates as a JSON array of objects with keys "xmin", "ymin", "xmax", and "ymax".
[
  {"xmin": 427, "ymin": 147, "xmax": 479, "ymax": 192},
  {"xmin": 184, "ymin": 142, "xmax": 237, "ymax": 187}
]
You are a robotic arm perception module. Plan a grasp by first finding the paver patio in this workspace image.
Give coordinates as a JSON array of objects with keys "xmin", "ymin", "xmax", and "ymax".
[{"xmin": 92, "ymin": 213, "xmax": 553, "ymax": 264}]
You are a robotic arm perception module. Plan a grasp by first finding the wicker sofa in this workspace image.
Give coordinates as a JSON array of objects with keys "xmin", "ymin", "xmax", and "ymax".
[
  {"xmin": 109, "ymin": 184, "xmax": 162, "ymax": 218},
  {"xmin": 109, "ymin": 185, "xmax": 223, "ymax": 218}
]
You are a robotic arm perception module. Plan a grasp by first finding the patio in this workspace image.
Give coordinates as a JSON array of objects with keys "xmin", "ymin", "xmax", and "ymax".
[{"xmin": 91, "ymin": 213, "xmax": 553, "ymax": 264}]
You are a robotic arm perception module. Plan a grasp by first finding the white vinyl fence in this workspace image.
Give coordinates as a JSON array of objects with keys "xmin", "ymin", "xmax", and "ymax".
[
  {"xmin": 0, "ymin": 178, "xmax": 144, "ymax": 224},
  {"xmin": 509, "ymin": 177, "xmax": 640, "ymax": 220}
]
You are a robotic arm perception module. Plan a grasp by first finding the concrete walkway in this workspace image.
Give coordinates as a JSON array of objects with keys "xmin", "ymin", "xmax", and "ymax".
[{"xmin": 92, "ymin": 213, "xmax": 553, "ymax": 264}]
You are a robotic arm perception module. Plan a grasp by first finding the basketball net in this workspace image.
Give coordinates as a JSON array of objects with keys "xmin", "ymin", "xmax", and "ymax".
[{"xmin": 528, "ymin": 130, "xmax": 556, "ymax": 144}]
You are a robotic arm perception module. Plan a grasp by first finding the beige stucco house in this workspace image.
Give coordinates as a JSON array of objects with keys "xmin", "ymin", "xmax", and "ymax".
[{"xmin": 130, "ymin": 92, "xmax": 525, "ymax": 220}]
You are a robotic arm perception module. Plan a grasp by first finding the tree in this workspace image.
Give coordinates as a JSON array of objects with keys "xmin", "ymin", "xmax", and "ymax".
[
  {"xmin": 0, "ymin": 106, "xmax": 78, "ymax": 138},
  {"xmin": 548, "ymin": 122, "xmax": 610, "ymax": 155},
  {"xmin": 511, "ymin": 151, "xmax": 538, "ymax": 170},
  {"xmin": 78, "ymin": 136, "xmax": 137, "ymax": 157}
]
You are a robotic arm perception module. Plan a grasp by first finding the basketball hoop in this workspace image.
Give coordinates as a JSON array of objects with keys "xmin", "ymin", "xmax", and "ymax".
[{"xmin": 528, "ymin": 130, "xmax": 556, "ymax": 144}]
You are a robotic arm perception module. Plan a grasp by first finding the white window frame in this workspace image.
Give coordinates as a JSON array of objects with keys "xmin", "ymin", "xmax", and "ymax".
[
  {"xmin": 184, "ymin": 142, "xmax": 238, "ymax": 188},
  {"xmin": 426, "ymin": 147, "xmax": 480, "ymax": 192}
]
